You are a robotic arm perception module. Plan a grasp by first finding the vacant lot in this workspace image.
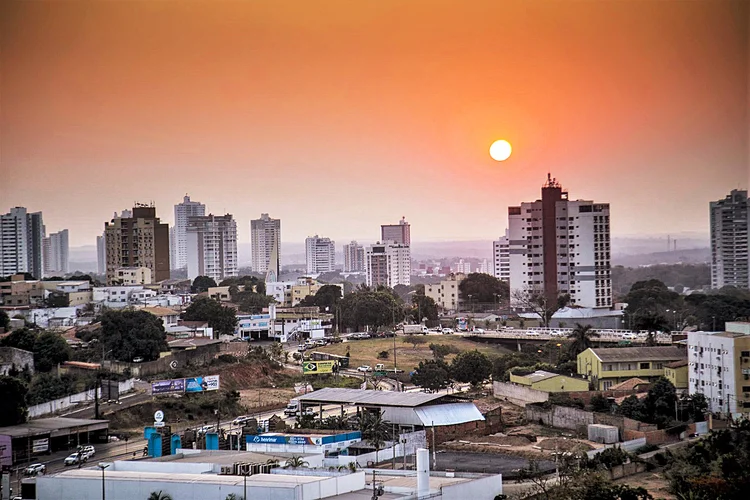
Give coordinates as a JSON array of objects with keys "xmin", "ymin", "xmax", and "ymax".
[{"xmin": 313, "ymin": 335, "xmax": 511, "ymax": 372}]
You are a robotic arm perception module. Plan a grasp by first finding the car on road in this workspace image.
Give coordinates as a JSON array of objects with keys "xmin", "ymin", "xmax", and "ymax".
[
  {"xmin": 64, "ymin": 453, "xmax": 85, "ymax": 466},
  {"xmin": 24, "ymin": 463, "xmax": 46, "ymax": 476},
  {"xmin": 314, "ymin": 339, "xmax": 327, "ymax": 346},
  {"xmin": 82, "ymin": 445, "xmax": 95, "ymax": 457},
  {"xmin": 232, "ymin": 416, "xmax": 252, "ymax": 426},
  {"xmin": 197, "ymin": 425, "xmax": 216, "ymax": 434},
  {"xmin": 525, "ymin": 331, "xmax": 540, "ymax": 336},
  {"xmin": 549, "ymin": 330, "xmax": 565, "ymax": 337},
  {"xmin": 350, "ymin": 333, "xmax": 371, "ymax": 340},
  {"xmin": 357, "ymin": 365, "xmax": 372, "ymax": 372},
  {"xmin": 441, "ymin": 328, "xmax": 455, "ymax": 334},
  {"xmin": 132, "ymin": 357, "xmax": 144, "ymax": 363},
  {"xmin": 622, "ymin": 333, "xmax": 637, "ymax": 340},
  {"xmin": 472, "ymin": 327, "xmax": 485, "ymax": 334}
]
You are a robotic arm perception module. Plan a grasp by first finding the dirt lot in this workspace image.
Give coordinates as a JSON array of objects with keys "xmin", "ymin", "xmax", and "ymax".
[
  {"xmin": 239, "ymin": 387, "xmax": 296, "ymax": 413},
  {"xmin": 313, "ymin": 336, "xmax": 511, "ymax": 372},
  {"xmin": 614, "ymin": 471, "xmax": 677, "ymax": 500}
]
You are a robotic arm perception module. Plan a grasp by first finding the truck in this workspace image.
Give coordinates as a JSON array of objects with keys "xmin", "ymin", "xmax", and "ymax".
[
  {"xmin": 283, "ymin": 399, "xmax": 315, "ymax": 417},
  {"xmin": 400, "ymin": 324, "xmax": 429, "ymax": 335}
]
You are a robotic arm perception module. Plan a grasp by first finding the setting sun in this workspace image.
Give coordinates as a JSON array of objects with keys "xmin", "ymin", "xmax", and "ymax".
[{"xmin": 489, "ymin": 140, "xmax": 512, "ymax": 161}]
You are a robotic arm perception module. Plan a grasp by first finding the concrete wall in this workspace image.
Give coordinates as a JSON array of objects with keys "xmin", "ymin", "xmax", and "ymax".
[
  {"xmin": 442, "ymin": 473, "xmax": 504, "ymax": 500},
  {"xmin": 586, "ymin": 438, "xmax": 647, "ymax": 459},
  {"xmin": 106, "ymin": 342, "xmax": 223, "ymax": 377},
  {"xmin": 526, "ymin": 405, "xmax": 594, "ymax": 432},
  {"xmin": 493, "ymin": 381, "xmax": 549, "ymax": 406},
  {"xmin": 0, "ymin": 346, "xmax": 35, "ymax": 375},
  {"xmin": 27, "ymin": 378, "xmax": 135, "ymax": 418}
]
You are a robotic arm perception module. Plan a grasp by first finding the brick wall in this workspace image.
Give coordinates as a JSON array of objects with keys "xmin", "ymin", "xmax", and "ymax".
[{"xmin": 428, "ymin": 406, "xmax": 504, "ymax": 447}]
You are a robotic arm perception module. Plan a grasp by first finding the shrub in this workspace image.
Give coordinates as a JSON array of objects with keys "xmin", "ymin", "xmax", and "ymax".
[
  {"xmin": 634, "ymin": 443, "xmax": 659, "ymax": 455},
  {"xmin": 377, "ymin": 351, "xmax": 389, "ymax": 360}
]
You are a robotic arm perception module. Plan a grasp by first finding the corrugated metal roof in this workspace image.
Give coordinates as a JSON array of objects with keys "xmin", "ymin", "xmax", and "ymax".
[
  {"xmin": 297, "ymin": 388, "xmax": 459, "ymax": 407},
  {"xmin": 414, "ymin": 403, "xmax": 485, "ymax": 426},
  {"xmin": 590, "ymin": 346, "xmax": 685, "ymax": 362}
]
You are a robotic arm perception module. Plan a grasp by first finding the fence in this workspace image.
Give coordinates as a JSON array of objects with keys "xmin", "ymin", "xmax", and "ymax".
[
  {"xmin": 28, "ymin": 378, "xmax": 135, "ymax": 418},
  {"xmin": 585, "ymin": 437, "xmax": 647, "ymax": 459},
  {"xmin": 322, "ymin": 431, "xmax": 426, "ymax": 468}
]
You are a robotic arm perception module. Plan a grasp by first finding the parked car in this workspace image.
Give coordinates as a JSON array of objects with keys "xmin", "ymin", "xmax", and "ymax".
[
  {"xmin": 472, "ymin": 327, "xmax": 485, "ymax": 334},
  {"xmin": 314, "ymin": 339, "xmax": 327, "ymax": 346},
  {"xmin": 525, "ymin": 331, "xmax": 540, "ymax": 337},
  {"xmin": 329, "ymin": 336, "xmax": 344, "ymax": 343},
  {"xmin": 622, "ymin": 333, "xmax": 637, "ymax": 340},
  {"xmin": 64, "ymin": 453, "xmax": 84, "ymax": 466},
  {"xmin": 132, "ymin": 357, "xmax": 144, "ymax": 363},
  {"xmin": 357, "ymin": 365, "xmax": 372, "ymax": 372},
  {"xmin": 24, "ymin": 463, "xmax": 46, "ymax": 476},
  {"xmin": 82, "ymin": 445, "xmax": 95, "ymax": 458},
  {"xmin": 441, "ymin": 328, "xmax": 455, "ymax": 334},
  {"xmin": 549, "ymin": 330, "xmax": 565, "ymax": 337}
]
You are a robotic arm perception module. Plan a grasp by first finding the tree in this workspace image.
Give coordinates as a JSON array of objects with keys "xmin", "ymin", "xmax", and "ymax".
[
  {"xmin": 284, "ymin": 455, "xmax": 309, "ymax": 468},
  {"xmin": 451, "ymin": 350, "xmax": 492, "ymax": 386},
  {"xmin": 100, "ymin": 309, "xmax": 168, "ymax": 362},
  {"xmin": 617, "ymin": 395, "xmax": 648, "ymax": 422},
  {"xmin": 409, "ymin": 294, "xmax": 438, "ymax": 324},
  {"xmin": 339, "ymin": 286, "xmax": 402, "ymax": 331},
  {"xmin": 0, "ymin": 376, "xmax": 27, "ymax": 426},
  {"xmin": 358, "ymin": 411, "xmax": 390, "ymax": 464},
  {"xmin": 590, "ymin": 394, "xmax": 613, "ymax": 413},
  {"xmin": 33, "ymin": 330, "xmax": 71, "ymax": 372},
  {"xmin": 1, "ymin": 327, "xmax": 37, "ymax": 352},
  {"xmin": 310, "ymin": 284, "xmax": 343, "ymax": 311},
  {"xmin": 512, "ymin": 289, "xmax": 570, "ymax": 328},
  {"xmin": 235, "ymin": 291, "xmax": 274, "ymax": 314},
  {"xmin": 219, "ymin": 275, "xmax": 266, "ymax": 295},
  {"xmin": 632, "ymin": 310, "xmax": 671, "ymax": 345},
  {"xmin": 0, "ymin": 309, "xmax": 10, "ymax": 331},
  {"xmin": 411, "ymin": 360, "xmax": 451, "ymax": 392},
  {"xmin": 183, "ymin": 296, "xmax": 238, "ymax": 336},
  {"xmin": 403, "ymin": 335, "xmax": 426, "ymax": 349},
  {"xmin": 643, "ymin": 377, "xmax": 677, "ymax": 427},
  {"xmin": 147, "ymin": 491, "xmax": 173, "ymax": 500},
  {"xmin": 192, "ymin": 275, "xmax": 217, "ymax": 293},
  {"xmin": 458, "ymin": 273, "xmax": 509, "ymax": 309},
  {"xmin": 567, "ymin": 323, "xmax": 600, "ymax": 358}
]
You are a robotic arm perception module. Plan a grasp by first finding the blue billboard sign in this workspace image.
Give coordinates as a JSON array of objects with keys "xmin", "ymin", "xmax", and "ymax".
[
  {"xmin": 152, "ymin": 378, "xmax": 185, "ymax": 395},
  {"xmin": 185, "ymin": 375, "xmax": 220, "ymax": 393},
  {"xmin": 247, "ymin": 435, "xmax": 287, "ymax": 445}
]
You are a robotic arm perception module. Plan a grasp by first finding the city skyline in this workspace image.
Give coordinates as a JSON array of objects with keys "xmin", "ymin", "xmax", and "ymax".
[{"xmin": 2, "ymin": 1, "xmax": 749, "ymax": 248}]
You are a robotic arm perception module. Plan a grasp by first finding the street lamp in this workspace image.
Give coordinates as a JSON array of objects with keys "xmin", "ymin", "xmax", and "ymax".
[{"xmin": 97, "ymin": 463, "xmax": 110, "ymax": 500}]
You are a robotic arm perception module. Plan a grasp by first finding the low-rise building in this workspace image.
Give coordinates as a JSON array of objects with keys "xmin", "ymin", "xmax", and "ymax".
[
  {"xmin": 140, "ymin": 306, "xmax": 180, "ymax": 328},
  {"xmin": 115, "ymin": 266, "xmax": 153, "ymax": 285},
  {"xmin": 664, "ymin": 360, "xmax": 689, "ymax": 393},
  {"xmin": 0, "ymin": 275, "xmax": 45, "ymax": 306},
  {"xmin": 509, "ymin": 370, "xmax": 589, "ymax": 392},
  {"xmin": 425, "ymin": 273, "xmax": 465, "ymax": 312},
  {"xmin": 688, "ymin": 322, "xmax": 750, "ymax": 415},
  {"xmin": 577, "ymin": 346, "xmax": 686, "ymax": 390}
]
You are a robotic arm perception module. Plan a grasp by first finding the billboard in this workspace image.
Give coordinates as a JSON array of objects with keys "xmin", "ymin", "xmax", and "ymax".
[
  {"xmin": 302, "ymin": 360, "xmax": 336, "ymax": 375},
  {"xmin": 185, "ymin": 375, "xmax": 220, "ymax": 393},
  {"xmin": 32, "ymin": 439, "xmax": 49, "ymax": 453},
  {"xmin": 0, "ymin": 435, "xmax": 11, "ymax": 467},
  {"xmin": 152, "ymin": 378, "xmax": 185, "ymax": 395}
]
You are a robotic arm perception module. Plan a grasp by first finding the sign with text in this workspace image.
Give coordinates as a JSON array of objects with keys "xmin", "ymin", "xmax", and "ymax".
[
  {"xmin": 32, "ymin": 438, "xmax": 49, "ymax": 453},
  {"xmin": 152, "ymin": 378, "xmax": 185, "ymax": 395},
  {"xmin": 302, "ymin": 360, "xmax": 336, "ymax": 375},
  {"xmin": 185, "ymin": 375, "xmax": 220, "ymax": 393}
]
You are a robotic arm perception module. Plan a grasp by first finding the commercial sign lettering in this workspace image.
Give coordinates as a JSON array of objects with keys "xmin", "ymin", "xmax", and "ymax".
[
  {"xmin": 185, "ymin": 375, "xmax": 220, "ymax": 393},
  {"xmin": 302, "ymin": 360, "xmax": 336, "ymax": 375},
  {"xmin": 152, "ymin": 379, "xmax": 185, "ymax": 395},
  {"xmin": 246, "ymin": 435, "xmax": 318, "ymax": 446},
  {"xmin": 32, "ymin": 439, "xmax": 49, "ymax": 453}
]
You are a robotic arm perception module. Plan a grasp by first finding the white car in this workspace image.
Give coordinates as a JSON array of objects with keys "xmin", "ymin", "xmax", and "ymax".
[
  {"xmin": 24, "ymin": 463, "xmax": 46, "ymax": 476},
  {"xmin": 622, "ymin": 333, "xmax": 637, "ymax": 340},
  {"xmin": 473, "ymin": 328, "xmax": 485, "ymax": 334},
  {"xmin": 64, "ymin": 453, "xmax": 85, "ymax": 466},
  {"xmin": 197, "ymin": 425, "xmax": 216, "ymax": 434},
  {"xmin": 132, "ymin": 357, "xmax": 144, "ymax": 363},
  {"xmin": 549, "ymin": 330, "xmax": 565, "ymax": 337},
  {"xmin": 441, "ymin": 328, "xmax": 455, "ymax": 334},
  {"xmin": 232, "ymin": 416, "xmax": 251, "ymax": 426},
  {"xmin": 525, "ymin": 331, "xmax": 540, "ymax": 337},
  {"xmin": 357, "ymin": 365, "xmax": 372, "ymax": 372}
]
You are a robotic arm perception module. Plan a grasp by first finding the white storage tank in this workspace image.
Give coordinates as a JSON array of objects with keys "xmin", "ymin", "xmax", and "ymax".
[{"xmin": 587, "ymin": 424, "xmax": 619, "ymax": 444}]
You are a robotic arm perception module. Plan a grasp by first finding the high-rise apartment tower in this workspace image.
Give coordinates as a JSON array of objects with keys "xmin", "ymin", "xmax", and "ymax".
[
  {"xmin": 172, "ymin": 195, "xmax": 206, "ymax": 270},
  {"xmin": 710, "ymin": 190, "xmax": 749, "ymax": 289}
]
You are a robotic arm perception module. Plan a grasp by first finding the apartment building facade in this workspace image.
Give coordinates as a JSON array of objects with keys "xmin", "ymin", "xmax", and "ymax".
[
  {"xmin": 250, "ymin": 213, "xmax": 281, "ymax": 277},
  {"xmin": 493, "ymin": 231, "xmax": 510, "ymax": 281},
  {"xmin": 425, "ymin": 273, "xmax": 465, "ymax": 312},
  {"xmin": 104, "ymin": 205, "xmax": 170, "ymax": 285},
  {"xmin": 710, "ymin": 189, "xmax": 749, "ymax": 289},
  {"xmin": 1, "ymin": 207, "xmax": 45, "ymax": 279},
  {"xmin": 305, "ymin": 235, "xmax": 336, "ymax": 274},
  {"xmin": 577, "ymin": 346, "xmax": 686, "ymax": 390},
  {"xmin": 366, "ymin": 243, "xmax": 410, "ymax": 287},
  {"xmin": 343, "ymin": 241, "xmax": 365, "ymax": 272},
  {"xmin": 509, "ymin": 174, "xmax": 612, "ymax": 309},
  {"xmin": 172, "ymin": 195, "xmax": 206, "ymax": 271},
  {"xmin": 185, "ymin": 214, "xmax": 238, "ymax": 282},
  {"xmin": 381, "ymin": 217, "xmax": 411, "ymax": 245},
  {"xmin": 688, "ymin": 323, "xmax": 750, "ymax": 415},
  {"xmin": 43, "ymin": 229, "xmax": 69, "ymax": 277}
]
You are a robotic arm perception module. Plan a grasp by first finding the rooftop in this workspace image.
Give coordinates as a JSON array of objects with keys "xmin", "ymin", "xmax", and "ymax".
[
  {"xmin": 610, "ymin": 378, "xmax": 650, "ymax": 391},
  {"xmin": 518, "ymin": 370, "xmax": 560, "ymax": 383},
  {"xmin": 666, "ymin": 360, "xmax": 689, "ymax": 368},
  {"xmin": 147, "ymin": 450, "xmax": 313, "ymax": 465},
  {"xmin": 297, "ymin": 388, "xmax": 464, "ymax": 408},
  {"xmin": 48, "ymin": 469, "xmax": 327, "ymax": 487},
  {"xmin": 0, "ymin": 417, "xmax": 108, "ymax": 438},
  {"xmin": 588, "ymin": 346, "xmax": 686, "ymax": 363},
  {"xmin": 712, "ymin": 331, "xmax": 750, "ymax": 339},
  {"xmin": 414, "ymin": 402, "xmax": 485, "ymax": 426},
  {"xmin": 141, "ymin": 306, "xmax": 179, "ymax": 316}
]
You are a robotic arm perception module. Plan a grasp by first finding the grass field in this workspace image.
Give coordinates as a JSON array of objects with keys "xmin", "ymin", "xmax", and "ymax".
[{"xmin": 312, "ymin": 335, "xmax": 511, "ymax": 372}]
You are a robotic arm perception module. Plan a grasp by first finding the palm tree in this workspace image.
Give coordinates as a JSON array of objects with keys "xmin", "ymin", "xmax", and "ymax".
[
  {"xmin": 284, "ymin": 455, "xmax": 309, "ymax": 468},
  {"xmin": 567, "ymin": 323, "xmax": 600, "ymax": 358},
  {"xmin": 635, "ymin": 311, "xmax": 670, "ymax": 346},
  {"xmin": 358, "ymin": 411, "xmax": 390, "ymax": 464},
  {"xmin": 148, "ymin": 491, "xmax": 173, "ymax": 500},
  {"xmin": 225, "ymin": 494, "xmax": 240, "ymax": 500},
  {"xmin": 266, "ymin": 458, "xmax": 280, "ymax": 467}
]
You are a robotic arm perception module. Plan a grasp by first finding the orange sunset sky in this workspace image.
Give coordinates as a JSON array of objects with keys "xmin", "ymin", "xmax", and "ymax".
[{"xmin": 1, "ymin": 0, "xmax": 748, "ymax": 247}]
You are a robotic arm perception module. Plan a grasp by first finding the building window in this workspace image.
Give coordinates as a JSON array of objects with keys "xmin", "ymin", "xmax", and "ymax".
[{"xmin": 640, "ymin": 363, "xmax": 650, "ymax": 370}]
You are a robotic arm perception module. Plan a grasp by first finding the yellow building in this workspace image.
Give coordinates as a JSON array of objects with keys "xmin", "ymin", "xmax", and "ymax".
[
  {"xmin": 577, "ymin": 346, "xmax": 686, "ymax": 390},
  {"xmin": 115, "ymin": 266, "xmax": 152, "ymax": 285},
  {"xmin": 664, "ymin": 360, "xmax": 688, "ymax": 393},
  {"xmin": 509, "ymin": 370, "xmax": 589, "ymax": 392},
  {"xmin": 425, "ymin": 273, "xmax": 466, "ymax": 312}
]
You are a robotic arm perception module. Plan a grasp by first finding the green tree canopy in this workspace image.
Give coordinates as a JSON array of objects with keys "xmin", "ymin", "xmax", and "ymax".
[
  {"xmin": 235, "ymin": 291, "xmax": 274, "ymax": 314},
  {"xmin": 0, "ymin": 309, "xmax": 10, "ymax": 331},
  {"xmin": 458, "ymin": 273, "xmax": 509, "ymax": 307},
  {"xmin": 567, "ymin": 323, "xmax": 599, "ymax": 358},
  {"xmin": 0, "ymin": 375, "xmax": 28, "ymax": 426},
  {"xmin": 297, "ymin": 284, "xmax": 342, "ymax": 311},
  {"xmin": 411, "ymin": 360, "xmax": 452, "ymax": 392},
  {"xmin": 183, "ymin": 296, "xmax": 238, "ymax": 336},
  {"xmin": 219, "ymin": 275, "xmax": 266, "ymax": 295},
  {"xmin": 100, "ymin": 309, "xmax": 168, "ymax": 362},
  {"xmin": 192, "ymin": 275, "xmax": 217, "ymax": 293},
  {"xmin": 340, "ymin": 287, "xmax": 401, "ymax": 331},
  {"xmin": 409, "ymin": 294, "xmax": 438, "ymax": 323},
  {"xmin": 33, "ymin": 331, "xmax": 71, "ymax": 372},
  {"xmin": 1, "ymin": 327, "xmax": 37, "ymax": 352},
  {"xmin": 451, "ymin": 350, "xmax": 492, "ymax": 386}
]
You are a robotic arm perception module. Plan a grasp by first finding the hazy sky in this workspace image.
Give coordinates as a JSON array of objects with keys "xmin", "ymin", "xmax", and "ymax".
[{"xmin": 1, "ymin": 0, "xmax": 748, "ymax": 247}]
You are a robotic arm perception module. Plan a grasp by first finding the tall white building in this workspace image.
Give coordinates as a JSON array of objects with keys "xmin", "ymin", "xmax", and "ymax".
[
  {"xmin": 710, "ymin": 190, "xmax": 749, "ymax": 289},
  {"xmin": 186, "ymin": 214, "xmax": 238, "ymax": 282},
  {"xmin": 250, "ymin": 213, "xmax": 281, "ymax": 277},
  {"xmin": 493, "ymin": 231, "xmax": 510, "ymax": 281},
  {"xmin": 366, "ymin": 243, "xmax": 410, "ymax": 287},
  {"xmin": 172, "ymin": 195, "xmax": 206, "ymax": 270},
  {"xmin": 688, "ymin": 323, "xmax": 750, "ymax": 415},
  {"xmin": 454, "ymin": 259, "xmax": 472, "ymax": 274},
  {"xmin": 96, "ymin": 233, "xmax": 106, "ymax": 275},
  {"xmin": 343, "ymin": 241, "xmax": 365, "ymax": 272},
  {"xmin": 508, "ymin": 174, "xmax": 612, "ymax": 309},
  {"xmin": 305, "ymin": 235, "xmax": 335, "ymax": 274},
  {"xmin": 0, "ymin": 207, "xmax": 45, "ymax": 279},
  {"xmin": 43, "ymin": 229, "xmax": 69, "ymax": 276}
]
